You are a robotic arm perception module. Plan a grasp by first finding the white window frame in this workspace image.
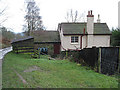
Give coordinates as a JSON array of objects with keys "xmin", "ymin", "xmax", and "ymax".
[{"xmin": 71, "ymin": 36, "xmax": 79, "ymax": 44}]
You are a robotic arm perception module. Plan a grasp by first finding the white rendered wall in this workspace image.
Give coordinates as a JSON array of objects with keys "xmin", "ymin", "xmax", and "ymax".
[
  {"xmin": 86, "ymin": 35, "xmax": 110, "ymax": 48},
  {"xmin": 93, "ymin": 35, "xmax": 110, "ymax": 47},
  {"xmin": 60, "ymin": 32, "xmax": 110, "ymax": 51},
  {"xmin": 60, "ymin": 35, "xmax": 81, "ymax": 51},
  {"xmin": 82, "ymin": 35, "xmax": 87, "ymax": 48},
  {"xmin": 87, "ymin": 35, "xmax": 94, "ymax": 48},
  {"xmin": 60, "ymin": 35, "xmax": 87, "ymax": 51}
]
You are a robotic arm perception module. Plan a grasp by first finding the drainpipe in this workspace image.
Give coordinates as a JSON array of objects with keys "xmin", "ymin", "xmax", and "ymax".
[
  {"xmin": 83, "ymin": 28, "xmax": 85, "ymax": 35},
  {"xmin": 81, "ymin": 27, "xmax": 85, "ymax": 49},
  {"xmin": 86, "ymin": 35, "xmax": 87, "ymax": 48},
  {"xmin": 80, "ymin": 36, "xmax": 82, "ymax": 49},
  {"xmin": 84, "ymin": 27, "xmax": 87, "ymax": 48}
]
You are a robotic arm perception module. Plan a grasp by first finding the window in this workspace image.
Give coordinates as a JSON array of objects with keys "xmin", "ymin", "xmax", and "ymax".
[{"xmin": 71, "ymin": 36, "xmax": 78, "ymax": 43}]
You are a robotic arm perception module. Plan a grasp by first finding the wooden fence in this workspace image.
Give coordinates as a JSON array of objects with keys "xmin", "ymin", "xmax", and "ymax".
[
  {"xmin": 99, "ymin": 47, "xmax": 120, "ymax": 75},
  {"xmin": 61, "ymin": 47, "xmax": 120, "ymax": 75}
]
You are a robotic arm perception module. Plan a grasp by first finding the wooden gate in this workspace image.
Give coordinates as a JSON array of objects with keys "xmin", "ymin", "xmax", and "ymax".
[{"xmin": 101, "ymin": 47, "xmax": 119, "ymax": 75}]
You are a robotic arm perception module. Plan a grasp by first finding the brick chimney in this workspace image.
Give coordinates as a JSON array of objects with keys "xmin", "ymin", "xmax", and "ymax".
[{"xmin": 87, "ymin": 10, "xmax": 94, "ymax": 34}]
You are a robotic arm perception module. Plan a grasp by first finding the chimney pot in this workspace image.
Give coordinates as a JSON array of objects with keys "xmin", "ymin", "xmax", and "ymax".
[
  {"xmin": 97, "ymin": 14, "xmax": 101, "ymax": 23},
  {"xmin": 91, "ymin": 10, "xmax": 92, "ymax": 15},
  {"xmin": 88, "ymin": 11, "xmax": 90, "ymax": 15},
  {"xmin": 87, "ymin": 10, "xmax": 94, "ymax": 17}
]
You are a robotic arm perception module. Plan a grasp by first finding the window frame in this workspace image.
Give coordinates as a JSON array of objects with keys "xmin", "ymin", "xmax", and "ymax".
[{"xmin": 71, "ymin": 36, "xmax": 79, "ymax": 44}]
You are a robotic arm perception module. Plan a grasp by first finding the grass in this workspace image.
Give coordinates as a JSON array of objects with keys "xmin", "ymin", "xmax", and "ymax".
[{"xmin": 2, "ymin": 52, "xmax": 119, "ymax": 88}]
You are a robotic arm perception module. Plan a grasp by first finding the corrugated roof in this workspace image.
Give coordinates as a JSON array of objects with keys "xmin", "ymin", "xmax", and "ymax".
[
  {"xmin": 11, "ymin": 36, "xmax": 33, "ymax": 43},
  {"xmin": 60, "ymin": 23, "xmax": 111, "ymax": 35},
  {"xmin": 33, "ymin": 30, "xmax": 60, "ymax": 42}
]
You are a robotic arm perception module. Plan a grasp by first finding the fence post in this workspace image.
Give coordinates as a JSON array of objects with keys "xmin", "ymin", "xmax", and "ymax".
[
  {"xmin": 98, "ymin": 47, "xmax": 101, "ymax": 73},
  {"xmin": 66, "ymin": 50, "xmax": 68, "ymax": 57},
  {"xmin": 118, "ymin": 47, "xmax": 120, "ymax": 73}
]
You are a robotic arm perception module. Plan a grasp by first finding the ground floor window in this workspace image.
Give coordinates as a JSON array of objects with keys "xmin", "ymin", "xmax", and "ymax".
[{"xmin": 71, "ymin": 36, "xmax": 78, "ymax": 43}]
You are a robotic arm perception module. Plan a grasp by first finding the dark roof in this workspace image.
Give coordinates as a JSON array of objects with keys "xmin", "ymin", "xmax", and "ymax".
[
  {"xmin": 61, "ymin": 23, "xmax": 87, "ymax": 35},
  {"xmin": 59, "ymin": 22, "xmax": 111, "ymax": 35},
  {"xmin": 94, "ymin": 23, "xmax": 111, "ymax": 34},
  {"xmin": 11, "ymin": 36, "xmax": 33, "ymax": 44},
  {"xmin": 33, "ymin": 30, "xmax": 60, "ymax": 42}
]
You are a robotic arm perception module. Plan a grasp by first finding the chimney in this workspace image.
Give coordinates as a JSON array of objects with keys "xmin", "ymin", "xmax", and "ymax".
[
  {"xmin": 87, "ymin": 10, "xmax": 94, "ymax": 48},
  {"xmin": 87, "ymin": 10, "xmax": 94, "ymax": 34},
  {"xmin": 97, "ymin": 14, "xmax": 101, "ymax": 23}
]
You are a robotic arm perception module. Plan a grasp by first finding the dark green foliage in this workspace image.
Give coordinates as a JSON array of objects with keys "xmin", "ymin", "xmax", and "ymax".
[
  {"xmin": 0, "ymin": 27, "xmax": 15, "ymax": 48},
  {"xmin": 31, "ymin": 49, "xmax": 40, "ymax": 58},
  {"xmin": 111, "ymin": 28, "xmax": 120, "ymax": 46},
  {"xmin": 0, "ymin": 26, "xmax": 27, "ymax": 48},
  {"xmin": 1, "ymin": 27, "xmax": 15, "ymax": 40}
]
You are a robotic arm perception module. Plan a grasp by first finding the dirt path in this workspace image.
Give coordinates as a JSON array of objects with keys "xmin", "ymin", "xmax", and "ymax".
[{"xmin": 13, "ymin": 69, "xmax": 28, "ymax": 85}]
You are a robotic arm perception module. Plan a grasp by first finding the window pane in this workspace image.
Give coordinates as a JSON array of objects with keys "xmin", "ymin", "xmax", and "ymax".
[
  {"xmin": 71, "ymin": 37, "xmax": 74, "ymax": 43},
  {"xmin": 71, "ymin": 40, "xmax": 74, "ymax": 43},
  {"xmin": 75, "ymin": 37, "xmax": 78, "ymax": 42}
]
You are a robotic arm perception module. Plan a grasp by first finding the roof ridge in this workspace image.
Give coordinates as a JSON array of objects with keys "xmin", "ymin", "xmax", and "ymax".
[
  {"xmin": 94, "ymin": 22, "xmax": 107, "ymax": 24},
  {"xmin": 34, "ymin": 30, "xmax": 58, "ymax": 32},
  {"xmin": 61, "ymin": 22, "xmax": 87, "ymax": 24}
]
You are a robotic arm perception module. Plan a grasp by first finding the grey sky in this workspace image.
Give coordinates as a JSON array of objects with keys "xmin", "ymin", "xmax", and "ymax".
[{"xmin": 0, "ymin": 0, "xmax": 120, "ymax": 33}]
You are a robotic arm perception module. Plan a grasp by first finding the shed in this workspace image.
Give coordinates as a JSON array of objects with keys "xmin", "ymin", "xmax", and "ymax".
[
  {"xmin": 33, "ymin": 30, "xmax": 61, "ymax": 55},
  {"xmin": 11, "ymin": 36, "xmax": 34, "ymax": 54}
]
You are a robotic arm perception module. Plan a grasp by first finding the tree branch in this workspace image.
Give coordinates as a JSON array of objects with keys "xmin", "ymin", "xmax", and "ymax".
[{"xmin": 0, "ymin": 6, "xmax": 7, "ymax": 16}]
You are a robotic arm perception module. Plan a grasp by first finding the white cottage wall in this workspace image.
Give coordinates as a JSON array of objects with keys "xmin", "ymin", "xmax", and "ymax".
[{"xmin": 93, "ymin": 35, "xmax": 110, "ymax": 47}]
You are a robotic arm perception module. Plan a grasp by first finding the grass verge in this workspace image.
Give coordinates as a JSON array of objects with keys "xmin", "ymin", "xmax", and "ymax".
[{"xmin": 2, "ymin": 52, "xmax": 118, "ymax": 88}]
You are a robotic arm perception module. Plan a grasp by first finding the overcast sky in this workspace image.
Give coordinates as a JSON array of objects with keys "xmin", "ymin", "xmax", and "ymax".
[{"xmin": 0, "ymin": 0, "xmax": 120, "ymax": 33}]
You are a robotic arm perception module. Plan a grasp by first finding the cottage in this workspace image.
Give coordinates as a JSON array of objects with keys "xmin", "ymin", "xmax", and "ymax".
[
  {"xmin": 58, "ymin": 10, "xmax": 111, "ymax": 51},
  {"xmin": 11, "ymin": 10, "xmax": 111, "ymax": 54}
]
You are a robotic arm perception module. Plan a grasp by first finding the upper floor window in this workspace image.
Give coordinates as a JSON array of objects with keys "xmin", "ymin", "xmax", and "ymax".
[{"xmin": 71, "ymin": 36, "xmax": 78, "ymax": 43}]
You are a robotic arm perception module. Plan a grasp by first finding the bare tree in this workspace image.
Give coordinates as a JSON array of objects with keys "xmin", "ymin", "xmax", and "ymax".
[
  {"xmin": 65, "ymin": 9, "xmax": 86, "ymax": 23},
  {"xmin": 0, "ymin": 0, "xmax": 8, "ymax": 26},
  {"xmin": 74, "ymin": 10, "xmax": 78, "ymax": 22},
  {"xmin": 24, "ymin": 0, "xmax": 44, "ymax": 36},
  {"xmin": 65, "ymin": 9, "xmax": 78, "ymax": 22}
]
